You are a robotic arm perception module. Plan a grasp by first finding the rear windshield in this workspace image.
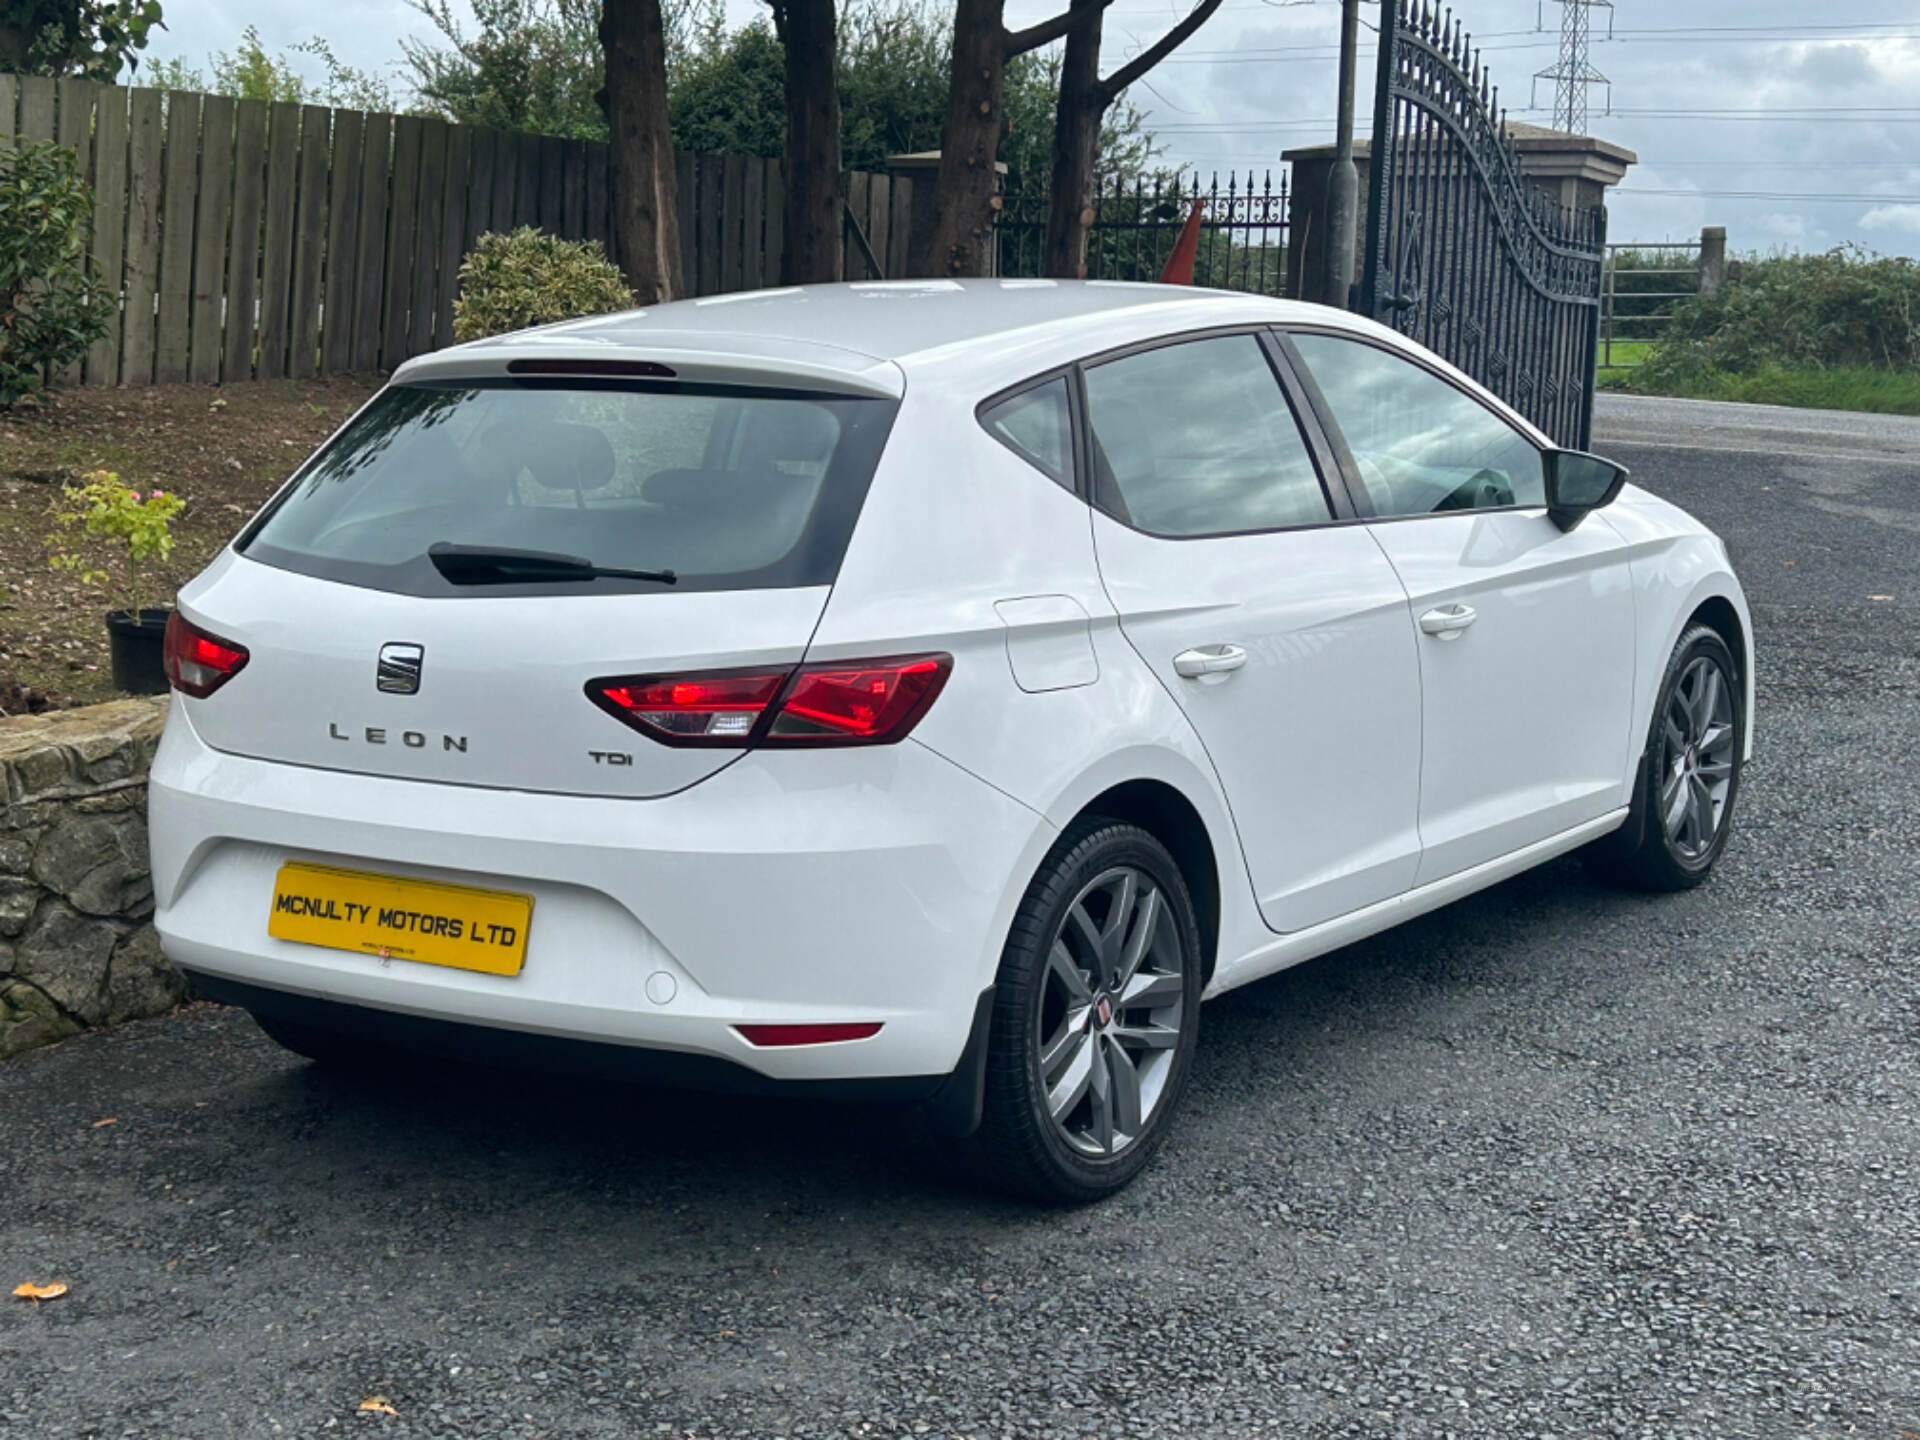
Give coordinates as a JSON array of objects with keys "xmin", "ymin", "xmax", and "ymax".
[{"xmin": 240, "ymin": 379, "xmax": 900, "ymax": 595}]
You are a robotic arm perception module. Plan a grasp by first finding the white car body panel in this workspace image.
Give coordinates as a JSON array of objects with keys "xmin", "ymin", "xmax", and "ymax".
[
  {"xmin": 1366, "ymin": 509, "xmax": 1639, "ymax": 886},
  {"xmin": 175, "ymin": 549, "xmax": 829, "ymax": 799},
  {"xmin": 148, "ymin": 280, "xmax": 1753, "ymax": 1094},
  {"xmin": 1089, "ymin": 511, "xmax": 1425, "ymax": 933}
]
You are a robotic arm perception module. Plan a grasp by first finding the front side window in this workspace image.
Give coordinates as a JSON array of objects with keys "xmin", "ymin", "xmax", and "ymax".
[
  {"xmin": 1081, "ymin": 334, "xmax": 1331, "ymax": 537},
  {"xmin": 1289, "ymin": 332, "xmax": 1545, "ymax": 518},
  {"xmin": 242, "ymin": 380, "xmax": 898, "ymax": 595},
  {"xmin": 980, "ymin": 376, "xmax": 1074, "ymax": 489}
]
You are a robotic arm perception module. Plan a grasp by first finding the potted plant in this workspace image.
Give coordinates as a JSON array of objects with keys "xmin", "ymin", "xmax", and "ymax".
[{"xmin": 49, "ymin": 471, "xmax": 185, "ymax": 694}]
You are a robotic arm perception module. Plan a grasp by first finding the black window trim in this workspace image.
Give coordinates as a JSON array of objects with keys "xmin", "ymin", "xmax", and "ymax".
[
  {"xmin": 1273, "ymin": 324, "xmax": 1553, "ymax": 528},
  {"xmin": 974, "ymin": 366, "xmax": 1084, "ymax": 496},
  {"xmin": 1069, "ymin": 323, "xmax": 1354, "ymax": 544}
]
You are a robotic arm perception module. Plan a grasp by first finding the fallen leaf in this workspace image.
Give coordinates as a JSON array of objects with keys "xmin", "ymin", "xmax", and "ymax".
[
  {"xmin": 12, "ymin": 1282, "xmax": 69, "ymax": 1302},
  {"xmin": 1869, "ymin": 594, "xmax": 1894, "ymax": 601},
  {"xmin": 358, "ymin": 1397, "xmax": 398, "ymax": 1417},
  {"xmin": 92, "ymin": 1117, "xmax": 117, "ymax": 1128}
]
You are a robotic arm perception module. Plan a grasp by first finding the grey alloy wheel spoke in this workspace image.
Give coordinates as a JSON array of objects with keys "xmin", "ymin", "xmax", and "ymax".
[
  {"xmin": 1085, "ymin": 1038, "xmax": 1116, "ymax": 1152},
  {"xmin": 1113, "ymin": 885, "xmax": 1161, "ymax": 993},
  {"xmin": 1690, "ymin": 773, "xmax": 1715, "ymax": 836},
  {"xmin": 1066, "ymin": 902, "xmax": 1105, "ymax": 975},
  {"xmin": 1106, "ymin": 1039, "xmax": 1143, "ymax": 1141},
  {"xmin": 1046, "ymin": 1029, "xmax": 1096, "ymax": 1121},
  {"xmin": 1663, "ymin": 764, "xmax": 1692, "ymax": 833},
  {"xmin": 1119, "ymin": 969, "xmax": 1183, "ymax": 1008},
  {"xmin": 1040, "ymin": 1006, "xmax": 1091, "ymax": 1084},
  {"xmin": 1111, "ymin": 1020, "xmax": 1181, "ymax": 1051},
  {"xmin": 1693, "ymin": 665, "xmax": 1722, "ymax": 734},
  {"xmin": 1048, "ymin": 940, "xmax": 1093, "ymax": 1005}
]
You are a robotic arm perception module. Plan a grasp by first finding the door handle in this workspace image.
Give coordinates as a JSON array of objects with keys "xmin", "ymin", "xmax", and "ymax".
[
  {"xmin": 1173, "ymin": 644, "xmax": 1249, "ymax": 679},
  {"xmin": 1418, "ymin": 604, "xmax": 1478, "ymax": 640}
]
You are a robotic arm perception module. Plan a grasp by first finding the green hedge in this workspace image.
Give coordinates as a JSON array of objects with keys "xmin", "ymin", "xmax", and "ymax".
[{"xmin": 1639, "ymin": 247, "xmax": 1920, "ymax": 388}]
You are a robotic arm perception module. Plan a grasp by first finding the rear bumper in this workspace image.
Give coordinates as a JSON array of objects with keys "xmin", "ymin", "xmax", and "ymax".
[{"xmin": 150, "ymin": 706, "xmax": 1051, "ymax": 1085}]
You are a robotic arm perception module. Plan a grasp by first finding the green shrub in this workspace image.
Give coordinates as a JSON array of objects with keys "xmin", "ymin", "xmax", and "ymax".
[
  {"xmin": 451, "ymin": 227, "xmax": 634, "ymax": 343},
  {"xmin": 1639, "ymin": 246, "xmax": 1920, "ymax": 389},
  {"xmin": 0, "ymin": 141, "xmax": 113, "ymax": 409}
]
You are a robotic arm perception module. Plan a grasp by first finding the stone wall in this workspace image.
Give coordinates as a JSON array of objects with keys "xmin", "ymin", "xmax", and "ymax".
[{"xmin": 0, "ymin": 698, "xmax": 185, "ymax": 1060}]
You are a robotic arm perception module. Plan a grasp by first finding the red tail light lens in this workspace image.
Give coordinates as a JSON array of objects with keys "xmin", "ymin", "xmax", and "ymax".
[
  {"xmin": 587, "ymin": 670, "xmax": 788, "ymax": 745},
  {"xmin": 735, "ymin": 1022, "xmax": 883, "ymax": 1047},
  {"xmin": 587, "ymin": 654, "xmax": 951, "ymax": 749},
  {"xmin": 768, "ymin": 657, "xmax": 950, "ymax": 744},
  {"xmin": 163, "ymin": 613, "xmax": 250, "ymax": 698}
]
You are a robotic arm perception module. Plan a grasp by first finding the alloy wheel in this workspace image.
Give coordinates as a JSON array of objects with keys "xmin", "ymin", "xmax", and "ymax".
[
  {"xmin": 1035, "ymin": 866, "xmax": 1187, "ymax": 1158},
  {"xmin": 1659, "ymin": 654, "xmax": 1736, "ymax": 860}
]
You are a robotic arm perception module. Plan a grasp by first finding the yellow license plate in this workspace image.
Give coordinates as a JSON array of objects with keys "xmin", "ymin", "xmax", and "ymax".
[{"xmin": 267, "ymin": 862, "xmax": 533, "ymax": 976}]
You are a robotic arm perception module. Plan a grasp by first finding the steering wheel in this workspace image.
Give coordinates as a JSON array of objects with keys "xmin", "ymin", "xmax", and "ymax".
[{"xmin": 1435, "ymin": 467, "xmax": 1515, "ymax": 513}]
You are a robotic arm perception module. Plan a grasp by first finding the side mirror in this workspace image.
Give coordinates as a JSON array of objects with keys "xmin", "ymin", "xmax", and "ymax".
[{"xmin": 1544, "ymin": 449, "xmax": 1630, "ymax": 532}]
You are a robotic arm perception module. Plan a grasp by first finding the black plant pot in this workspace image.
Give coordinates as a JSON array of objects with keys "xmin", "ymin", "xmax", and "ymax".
[{"xmin": 106, "ymin": 608, "xmax": 171, "ymax": 695}]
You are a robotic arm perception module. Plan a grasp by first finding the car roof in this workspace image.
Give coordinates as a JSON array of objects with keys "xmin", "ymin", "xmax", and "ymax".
[{"xmin": 396, "ymin": 279, "xmax": 1350, "ymax": 397}]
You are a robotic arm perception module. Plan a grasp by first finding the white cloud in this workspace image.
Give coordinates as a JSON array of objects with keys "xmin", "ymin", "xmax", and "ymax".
[{"xmin": 1860, "ymin": 204, "xmax": 1920, "ymax": 236}]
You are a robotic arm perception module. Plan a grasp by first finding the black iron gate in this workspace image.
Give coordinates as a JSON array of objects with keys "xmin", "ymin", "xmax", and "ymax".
[{"xmin": 1359, "ymin": 0, "xmax": 1606, "ymax": 449}]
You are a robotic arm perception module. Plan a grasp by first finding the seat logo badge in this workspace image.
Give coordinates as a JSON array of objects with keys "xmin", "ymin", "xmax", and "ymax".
[{"xmin": 377, "ymin": 643, "xmax": 425, "ymax": 695}]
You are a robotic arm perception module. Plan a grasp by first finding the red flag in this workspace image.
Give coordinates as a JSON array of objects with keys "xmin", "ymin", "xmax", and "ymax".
[{"xmin": 1158, "ymin": 199, "xmax": 1208, "ymax": 285}]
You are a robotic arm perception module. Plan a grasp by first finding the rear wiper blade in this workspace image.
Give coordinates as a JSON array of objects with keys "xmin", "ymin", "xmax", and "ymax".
[{"xmin": 428, "ymin": 542, "xmax": 677, "ymax": 586}]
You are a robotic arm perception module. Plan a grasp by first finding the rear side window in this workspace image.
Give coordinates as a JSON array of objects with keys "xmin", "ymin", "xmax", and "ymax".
[
  {"xmin": 1081, "ymin": 334, "xmax": 1332, "ymax": 537},
  {"xmin": 980, "ymin": 377, "xmax": 1074, "ymax": 489},
  {"xmin": 241, "ymin": 379, "xmax": 899, "ymax": 595}
]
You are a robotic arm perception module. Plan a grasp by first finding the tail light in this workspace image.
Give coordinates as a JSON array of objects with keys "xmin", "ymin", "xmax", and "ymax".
[
  {"xmin": 164, "ymin": 613, "xmax": 250, "ymax": 698},
  {"xmin": 587, "ymin": 653, "xmax": 951, "ymax": 748}
]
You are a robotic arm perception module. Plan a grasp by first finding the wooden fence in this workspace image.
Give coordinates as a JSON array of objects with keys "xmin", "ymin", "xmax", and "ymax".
[{"xmin": 0, "ymin": 73, "xmax": 915, "ymax": 388}]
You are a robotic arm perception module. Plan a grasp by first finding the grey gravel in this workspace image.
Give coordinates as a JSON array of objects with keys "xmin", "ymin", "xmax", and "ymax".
[{"xmin": 3, "ymin": 396, "xmax": 1918, "ymax": 1439}]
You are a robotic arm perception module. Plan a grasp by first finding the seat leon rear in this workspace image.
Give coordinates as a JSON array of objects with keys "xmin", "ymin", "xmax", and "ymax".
[{"xmin": 150, "ymin": 280, "xmax": 1752, "ymax": 1201}]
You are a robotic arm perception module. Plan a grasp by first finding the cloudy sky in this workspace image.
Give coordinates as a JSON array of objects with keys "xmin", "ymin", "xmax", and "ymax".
[{"xmin": 156, "ymin": 0, "xmax": 1920, "ymax": 257}]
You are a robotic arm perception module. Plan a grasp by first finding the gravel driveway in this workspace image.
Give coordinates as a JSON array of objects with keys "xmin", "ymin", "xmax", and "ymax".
[{"xmin": 4, "ymin": 394, "xmax": 1918, "ymax": 1440}]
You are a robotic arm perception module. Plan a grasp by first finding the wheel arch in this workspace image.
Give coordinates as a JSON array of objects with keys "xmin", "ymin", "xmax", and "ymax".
[{"xmin": 1068, "ymin": 778, "xmax": 1224, "ymax": 989}]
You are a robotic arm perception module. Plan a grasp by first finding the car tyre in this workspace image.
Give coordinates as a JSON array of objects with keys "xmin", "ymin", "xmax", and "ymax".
[
  {"xmin": 1587, "ymin": 624, "xmax": 1744, "ymax": 892},
  {"xmin": 977, "ymin": 819, "xmax": 1204, "ymax": 1204}
]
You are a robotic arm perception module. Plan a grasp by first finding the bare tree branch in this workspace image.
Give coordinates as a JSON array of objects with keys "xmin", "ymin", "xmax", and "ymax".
[
  {"xmin": 1004, "ymin": 1, "xmax": 1111, "ymax": 58},
  {"xmin": 1097, "ymin": 0, "xmax": 1222, "ymax": 100}
]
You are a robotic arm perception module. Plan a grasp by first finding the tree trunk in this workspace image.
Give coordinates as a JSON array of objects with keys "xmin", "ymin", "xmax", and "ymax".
[
  {"xmin": 922, "ymin": 0, "xmax": 1010, "ymax": 279},
  {"xmin": 775, "ymin": 1, "xmax": 842, "ymax": 285},
  {"xmin": 0, "ymin": 24, "xmax": 31, "ymax": 74},
  {"xmin": 599, "ymin": 0, "xmax": 682, "ymax": 305},
  {"xmin": 1040, "ymin": 0, "xmax": 1224, "ymax": 281},
  {"xmin": 1043, "ymin": 1, "xmax": 1106, "ymax": 279}
]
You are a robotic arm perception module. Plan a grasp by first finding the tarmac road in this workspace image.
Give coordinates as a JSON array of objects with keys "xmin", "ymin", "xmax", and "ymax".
[{"xmin": 2, "ymin": 393, "xmax": 1917, "ymax": 1439}]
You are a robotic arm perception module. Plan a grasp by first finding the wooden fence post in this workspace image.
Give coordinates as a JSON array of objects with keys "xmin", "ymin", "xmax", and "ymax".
[
  {"xmin": 86, "ymin": 86, "xmax": 130, "ymax": 385},
  {"xmin": 322, "ymin": 109, "xmax": 364, "ymax": 376},
  {"xmin": 351, "ymin": 111, "xmax": 390, "ymax": 373},
  {"xmin": 119, "ymin": 89, "xmax": 163, "ymax": 386},
  {"xmin": 154, "ymin": 91, "xmax": 200, "ymax": 384},
  {"xmin": 257, "ymin": 101, "xmax": 301, "ymax": 379},
  {"xmin": 187, "ymin": 94, "xmax": 235, "ymax": 384}
]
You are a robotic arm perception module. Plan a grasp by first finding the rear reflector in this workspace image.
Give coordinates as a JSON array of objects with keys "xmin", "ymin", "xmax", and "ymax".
[
  {"xmin": 587, "ymin": 653, "xmax": 951, "ymax": 749},
  {"xmin": 735, "ymin": 1022, "xmax": 884, "ymax": 1048},
  {"xmin": 164, "ymin": 613, "xmax": 250, "ymax": 698}
]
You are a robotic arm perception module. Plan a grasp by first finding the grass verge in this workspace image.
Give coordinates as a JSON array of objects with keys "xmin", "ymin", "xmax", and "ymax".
[{"xmin": 1601, "ymin": 363, "xmax": 1920, "ymax": 416}]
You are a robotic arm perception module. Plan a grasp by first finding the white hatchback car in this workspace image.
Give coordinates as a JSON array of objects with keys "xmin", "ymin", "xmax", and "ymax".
[{"xmin": 150, "ymin": 281, "xmax": 1751, "ymax": 1200}]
